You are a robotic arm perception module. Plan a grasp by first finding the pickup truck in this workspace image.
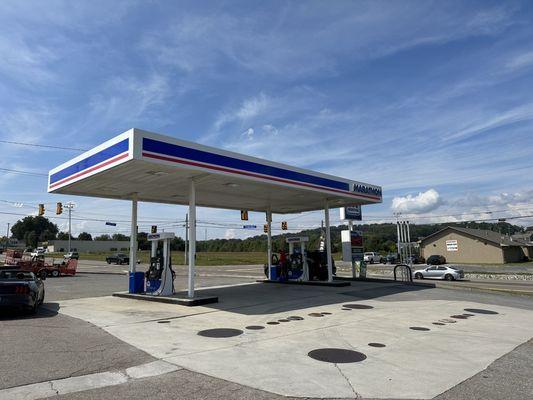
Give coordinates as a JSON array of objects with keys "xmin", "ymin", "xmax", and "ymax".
[
  {"xmin": 106, "ymin": 253, "xmax": 129, "ymax": 265},
  {"xmin": 363, "ymin": 252, "xmax": 383, "ymax": 264}
]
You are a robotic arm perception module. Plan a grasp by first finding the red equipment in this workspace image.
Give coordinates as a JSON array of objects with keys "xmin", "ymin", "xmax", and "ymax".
[{"xmin": 3, "ymin": 249, "xmax": 77, "ymax": 277}]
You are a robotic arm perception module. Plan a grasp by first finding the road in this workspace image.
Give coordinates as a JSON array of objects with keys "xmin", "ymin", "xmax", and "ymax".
[{"xmin": 1, "ymin": 262, "xmax": 533, "ymax": 399}]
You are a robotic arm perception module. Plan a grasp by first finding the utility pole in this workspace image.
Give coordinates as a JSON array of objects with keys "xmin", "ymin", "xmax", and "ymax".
[
  {"xmin": 184, "ymin": 213, "xmax": 188, "ymax": 265},
  {"xmin": 64, "ymin": 202, "xmax": 75, "ymax": 253},
  {"xmin": 5, "ymin": 223, "xmax": 10, "ymax": 251}
]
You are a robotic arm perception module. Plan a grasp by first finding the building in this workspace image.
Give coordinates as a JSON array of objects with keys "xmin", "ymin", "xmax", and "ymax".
[
  {"xmin": 419, "ymin": 226, "xmax": 532, "ymax": 264},
  {"xmin": 46, "ymin": 240, "xmax": 130, "ymax": 253}
]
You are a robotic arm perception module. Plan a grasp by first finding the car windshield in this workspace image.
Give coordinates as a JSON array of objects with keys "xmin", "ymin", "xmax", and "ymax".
[{"xmin": 0, "ymin": 270, "xmax": 35, "ymax": 280}]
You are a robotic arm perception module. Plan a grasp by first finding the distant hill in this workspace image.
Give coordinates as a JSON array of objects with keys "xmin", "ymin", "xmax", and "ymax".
[{"xmin": 192, "ymin": 221, "xmax": 524, "ymax": 254}]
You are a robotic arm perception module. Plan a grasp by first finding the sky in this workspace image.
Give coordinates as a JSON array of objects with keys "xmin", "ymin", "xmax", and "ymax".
[{"xmin": 1, "ymin": 0, "xmax": 532, "ymax": 240}]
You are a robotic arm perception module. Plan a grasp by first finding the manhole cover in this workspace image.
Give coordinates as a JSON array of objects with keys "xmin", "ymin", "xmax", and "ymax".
[
  {"xmin": 368, "ymin": 343, "xmax": 386, "ymax": 348},
  {"xmin": 409, "ymin": 327, "xmax": 430, "ymax": 331},
  {"xmin": 287, "ymin": 316, "xmax": 304, "ymax": 321},
  {"xmin": 278, "ymin": 319, "xmax": 291, "ymax": 322},
  {"xmin": 464, "ymin": 308, "xmax": 499, "ymax": 315},
  {"xmin": 266, "ymin": 321, "xmax": 280, "ymax": 325},
  {"xmin": 245, "ymin": 325, "xmax": 265, "ymax": 330},
  {"xmin": 342, "ymin": 304, "xmax": 374, "ymax": 309},
  {"xmin": 308, "ymin": 348, "xmax": 367, "ymax": 363},
  {"xmin": 198, "ymin": 328, "xmax": 243, "ymax": 338},
  {"xmin": 432, "ymin": 322, "xmax": 445, "ymax": 326},
  {"xmin": 308, "ymin": 313, "xmax": 324, "ymax": 317},
  {"xmin": 450, "ymin": 315, "xmax": 469, "ymax": 319}
]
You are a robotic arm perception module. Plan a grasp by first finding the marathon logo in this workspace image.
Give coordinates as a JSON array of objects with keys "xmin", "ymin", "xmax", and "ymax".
[{"xmin": 352, "ymin": 183, "xmax": 382, "ymax": 198}]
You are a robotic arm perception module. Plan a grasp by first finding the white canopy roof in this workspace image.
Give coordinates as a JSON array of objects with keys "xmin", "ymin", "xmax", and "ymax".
[{"xmin": 48, "ymin": 129, "xmax": 382, "ymax": 214}]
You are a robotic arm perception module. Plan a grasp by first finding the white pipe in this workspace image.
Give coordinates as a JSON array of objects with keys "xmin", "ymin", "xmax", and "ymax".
[
  {"xmin": 406, "ymin": 221, "xmax": 412, "ymax": 265},
  {"xmin": 325, "ymin": 201, "xmax": 333, "ymax": 282},
  {"xmin": 266, "ymin": 209, "xmax": 272, "ymax": 280},
  {"xmin": 188, "ymin": 180, "xmax": 196, "ymax": 298},
  {"xmin": 129, "ymin": 194, "xmax": 138, "ymax": 274}
]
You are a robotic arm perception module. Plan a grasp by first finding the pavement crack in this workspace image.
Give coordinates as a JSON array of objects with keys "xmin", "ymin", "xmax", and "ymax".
[{"xmin": 334, "ymin": 363, "xmax": 360, "ymax": 399}]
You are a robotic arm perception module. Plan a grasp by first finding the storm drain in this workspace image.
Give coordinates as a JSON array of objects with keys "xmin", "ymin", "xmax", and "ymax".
[
  {"xmin": 308, "ymin": 348, "xmax": 367, "ymax": 363},
  {"xmin": 409, "ymin": 327, "xmax": 430, "ymax": 331},
  {"xmin": 368, "ymin": 343, "xmax": 386, "ymax": 348},
  {"xmin": 245, "ymin": 325, "xmax": 265, "ymax": 330},
  {"xmin": 308, "ymin": 313, "xmax": 324, "ymax": 317},
  {"xmin": 287, "ymin": 316, "xmax": 304, "ymax": 321},
  {"xmin": 267, "ymin": 321, "xmax": 280, "ymax": 325},
  {"xmin": 198, "ymin": 328, "xmax": 243, "ymax": 338},
  {"xmin": 342, "ymin": 304, "xmax": 374, "ymax": 310},
  {"xmin": 464, "ymin": 308, "xmax": 499, "ymax": 315}
]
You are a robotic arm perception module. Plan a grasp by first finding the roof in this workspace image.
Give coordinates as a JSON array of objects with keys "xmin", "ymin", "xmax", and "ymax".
[
  {"xmin": 48, "ymin": 128, "xmax": 382, "ymax": 214},
  {"xmin": 420, "ymin": 226, "xmax": 528, "ymax": 247}
]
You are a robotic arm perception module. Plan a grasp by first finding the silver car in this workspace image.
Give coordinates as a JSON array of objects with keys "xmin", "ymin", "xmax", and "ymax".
[{"xmin": 413, "ymin": 265, "xmax": 464, "ymax": 281}]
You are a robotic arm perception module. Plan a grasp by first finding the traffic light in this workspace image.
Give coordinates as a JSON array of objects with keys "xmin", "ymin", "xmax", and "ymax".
[
  {"xmin": 240, "ymin": 210, "xmax": 248, "ymax": 221},
  {"xmin": 56, "ymin": 202, "xmax": 63, "ymax": 215},
  {"xmin": 151, "ymin": 225, "xmax": 157, "ymax": 234},
  {"xmin": 281, "ymin": 221, "xmax": 288, "ymax": 230},
  {"xmin": 263, "ymin": 224, "xmax": 269, "ymax": 233},
  {"xmin": 38, "ymin": 204, "xmax": 45, "ymax": 216}
]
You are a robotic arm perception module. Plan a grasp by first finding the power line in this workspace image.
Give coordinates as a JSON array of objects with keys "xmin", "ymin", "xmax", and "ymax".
[
  {"xmin": 0, "ymin": 168, "xmax": 48, "ymax": 177},
  {"xmin": 0, "ymin": 139, "xmax": 87, "ymax": 152}
]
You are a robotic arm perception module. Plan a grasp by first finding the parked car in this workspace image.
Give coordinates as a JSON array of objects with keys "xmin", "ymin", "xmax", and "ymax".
[
  {"xmin": 0, "ymin": 269, "xmax": 45, "ymax": 314},
  {"xmin": 426, "ymin": 255, "xmax": 447, "ymax": 265},
  {"xmin": 407, "ymin": 255, "xmax": 425, "ymax": 264},
  {"xmin": 384, "ymin": 253, "xmax": 399, "ymax": 264},
  {"xmin": 63, "ymin": 251, "xmax": 79, "ymax": 260},
  {"xmin": 363, "ymin": 252, "xmax": 383, "ymax": 264},
  {"xmin": 106, "ymin": 253, "xmax": 129, "ymax": 265},
  {"xmin": 413, "ymin": 265, "xmax": 464, "ymax": 281}
]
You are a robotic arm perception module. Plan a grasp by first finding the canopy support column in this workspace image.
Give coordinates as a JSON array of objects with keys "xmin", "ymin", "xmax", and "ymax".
[
  {"xmin": 129, "ymin": 194, "xmax": 138, "ymax": 275},
  {"xmin": 188, "ymin": 180, "xmax": 196, "ymax": 298},
  {"xmin": 325, "ymin": 200, "xmax": 333, "ymax": 282},
  {"xmin": 266, "ymin": 209, "xmax": 272, "ymax": 280}
]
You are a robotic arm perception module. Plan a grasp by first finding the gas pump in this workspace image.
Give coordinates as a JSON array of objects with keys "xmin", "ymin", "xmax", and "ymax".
[
  {"xmin": 145, "ymin": 232, "xmax": 175, "ymax": 296},
  {"xmin": 286, "ymin": 236, "xmax": 309, "ymax": 281}
]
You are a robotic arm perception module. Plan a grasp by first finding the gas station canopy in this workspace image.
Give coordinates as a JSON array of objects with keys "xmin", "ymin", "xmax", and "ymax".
[{"xmin": 48, "ymin": 128, "xmax": 382, "ymax": 213}]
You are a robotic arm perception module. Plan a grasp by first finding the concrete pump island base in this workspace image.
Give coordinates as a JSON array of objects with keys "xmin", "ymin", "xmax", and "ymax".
[{"xmin": 48, "ymin": 128, "xmax": 383, "ymax": 303}]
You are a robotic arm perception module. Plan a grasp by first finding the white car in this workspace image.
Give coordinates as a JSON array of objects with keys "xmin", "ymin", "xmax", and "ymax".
[
  {"xmin": 363, "ymin": 252, "xmax": 383, "ymax": 264},
  {"xmin": 413, "ymin": 265, "xmax": 464, "ymax": 281}
]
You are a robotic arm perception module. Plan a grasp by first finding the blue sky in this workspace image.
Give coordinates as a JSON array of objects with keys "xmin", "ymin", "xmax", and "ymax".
[{"xmin": 1, "ymin": 0, "xmax": 532, "ymax": 239}]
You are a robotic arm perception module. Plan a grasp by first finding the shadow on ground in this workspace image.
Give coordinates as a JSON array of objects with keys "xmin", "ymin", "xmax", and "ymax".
[{"xmin": 0, "ymin": 302, "xmax": 60, "ymax": 320}]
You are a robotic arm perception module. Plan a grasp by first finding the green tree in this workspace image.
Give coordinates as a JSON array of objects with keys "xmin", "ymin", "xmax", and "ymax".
[
  {"xmin": 112, "ymin": 233, "xmax": 129, "ymax": 241},
  {"xmin": 77, "ymin": 232, "xmax": 92, "ymax": 240},
  {"xmin": 11, "ymin": 216, "xmax": 58, "ymax": 246},
  {"xmin": 94, "ymin": 234, "xmax": 111, "ymax": 241},
  {"xmin": 57, "ymin": 231, "xmax": 71, "ymax": 240}
]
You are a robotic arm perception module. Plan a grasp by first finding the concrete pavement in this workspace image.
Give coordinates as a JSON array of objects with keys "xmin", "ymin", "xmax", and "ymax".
[{"xmin": 55, "ymin": 281, "xmax": 533, "ymax": 399}]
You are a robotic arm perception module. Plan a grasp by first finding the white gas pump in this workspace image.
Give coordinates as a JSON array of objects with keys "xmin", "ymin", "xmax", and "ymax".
[
  {"xmin": 146, "ymin": 232, "xmax": 175, "ymax": 296},
  {"xmin": 286, "ymin": 236, "xmax": 309, "ymax": 281}
]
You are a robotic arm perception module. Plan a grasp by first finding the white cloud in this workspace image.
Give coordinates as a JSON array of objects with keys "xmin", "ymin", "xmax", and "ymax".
[
  {"xmin": 391, "ymin": 189, "xmax": 443, "ymax": 214},
  {"xmin": 241, "ymin": 128, "xmax": 254, "ymax": 140},
  {"xmin": 224, "ymin": 229, "xmax": 236, "ymax": 239}
]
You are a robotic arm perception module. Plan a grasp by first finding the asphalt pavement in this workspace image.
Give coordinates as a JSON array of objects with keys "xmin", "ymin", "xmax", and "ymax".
[{"xmin": 1, "ymin": 261, "xmax": 533, "ymax": 399}]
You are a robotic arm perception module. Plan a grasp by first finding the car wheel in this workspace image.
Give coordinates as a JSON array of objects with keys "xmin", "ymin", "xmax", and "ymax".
[
  {"xmin": 444, "ymin": 274, "xmax": 454, "ymax": 281},
  {"xmin": 51, "ymin": 269, "xmax": 60, "ymax": 278},
  {"xmin": 107, "ymin": 260, "xmax": 111, "ymax": 264},
  {"xmin": 415, "ymin": 272, "xmax": 423, "ymax": 279}
]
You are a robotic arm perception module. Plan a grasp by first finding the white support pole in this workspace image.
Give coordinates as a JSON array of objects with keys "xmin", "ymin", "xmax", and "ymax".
[
  {"xmin": 188, "ymin": 180, "xmax": 196, "ymax": 298},
  {"xmin": 325, "ymin": 201, "xmax": 333, "ymax": 282},
  {"xmin": 396, "ymin": 220, "xmax": 401, "ymax": 262},
  {"xmin": 406, "ymin": 221, "xmax": 412, "ymax": 265},
  {"xmin": 348, "ymin": 220, "xmax": 356, "ymax": 278},
  {"xmin": 129, "ymin": 194, "xmax": 138, "ymax": 274},
  {"xmin": 266, "ymin": 209, "xmax": 272, "ymax": 280}
]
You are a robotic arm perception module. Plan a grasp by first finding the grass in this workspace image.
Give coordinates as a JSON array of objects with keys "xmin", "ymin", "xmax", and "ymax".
[{"xmin": 46, "ymin": 251, "xmax": 344, "ymax": 266}]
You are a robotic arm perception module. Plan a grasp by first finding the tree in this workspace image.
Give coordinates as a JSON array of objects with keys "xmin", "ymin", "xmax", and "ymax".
[
  {"xmin": 77, "ymin": 232, "xmax": 92, "ymax": 240},
  {"xmin": 11, "ymin": 216, "xmax": 58, "ymax": 246},
  {"xmin": 112, "ymin": 233, "xmax": 129, "ymax": 241},
  {"xmin": 94, "ymin": 234, "xmax": 111, "ymax": 241},
  {"xmin": 57, "ymin": 232, "xmax": 70, "ymax": 240}
]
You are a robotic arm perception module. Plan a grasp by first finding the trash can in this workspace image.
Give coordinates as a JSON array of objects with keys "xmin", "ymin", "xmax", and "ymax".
[
  {"xmin": 269, "ymin": 265, "xmax": 278, "ymax": 281},
  {"xmin": 129, "ymin": 271, "xmax": 145, "ymax": 293}
]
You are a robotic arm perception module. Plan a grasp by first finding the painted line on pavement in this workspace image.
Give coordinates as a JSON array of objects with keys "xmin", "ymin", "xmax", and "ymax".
[{"xmin": 0, "ymin": 361, "xmax": 180, "ymax": 400}]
